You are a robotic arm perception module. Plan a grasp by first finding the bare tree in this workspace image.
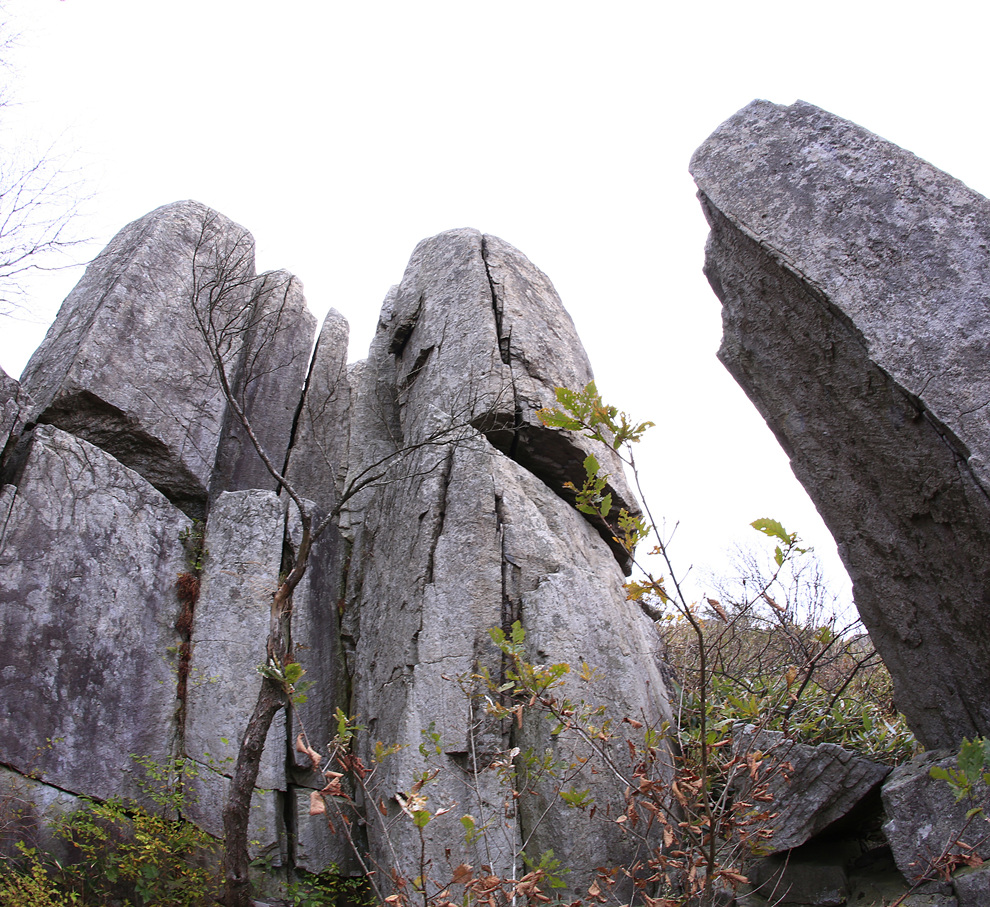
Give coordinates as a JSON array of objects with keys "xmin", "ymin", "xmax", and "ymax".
[
  {"xmin": 185, "ymin": 211, "xmax": 500, "ymax": 907},
  {"xmin": 0, "ymin": 6, "xmax": 86, "ymax": 315}
]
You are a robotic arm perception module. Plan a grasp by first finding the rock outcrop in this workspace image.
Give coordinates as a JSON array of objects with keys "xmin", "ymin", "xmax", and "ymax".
[
  {"xmin": 0, "ymin": 208, "xmax": 672, "ymax": 894},
  {"xmin": 0, "ymin": 425, "xmax": 190, "ymax": 804},
  {"xmin": 340, "ymin": 228, "xmax": 673, "ymax": 890},
  {"xmin": 691, "ymin": 100, "xmax": 990, "ymax": 750}
]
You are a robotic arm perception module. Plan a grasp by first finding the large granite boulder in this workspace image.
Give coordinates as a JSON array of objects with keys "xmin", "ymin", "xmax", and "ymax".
[
  {"xmin": 691, "ymin": 100, "xmax": 990, "ymax": 748},
  {"xmin": 0, "ymin": 425, "xmax": 189, "ymax": 804}
]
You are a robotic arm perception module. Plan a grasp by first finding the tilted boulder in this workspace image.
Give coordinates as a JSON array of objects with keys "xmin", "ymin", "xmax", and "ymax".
[
  {"xmin": 731, "ymin": 724, "xmax": 890, "ymax": 854},
  {"xmin": 0, "ymin": 425, "xmax": 189, "ymax": 804},
  {"xmin": 691, "ymin": 100, "xmax": 990, "ymax": 748}
]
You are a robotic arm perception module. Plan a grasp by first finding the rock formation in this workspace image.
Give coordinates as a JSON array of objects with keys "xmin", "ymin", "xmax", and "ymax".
[
  {"xmin": 0, "ymin": 203, "xmax": 672, "ymax": 892},
  {"xmin": 691, "ymin": 100, "xmax": 990, "ymax": 750}
]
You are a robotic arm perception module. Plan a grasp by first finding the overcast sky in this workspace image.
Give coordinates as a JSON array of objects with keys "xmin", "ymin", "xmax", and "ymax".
[{"xmin": 4, "ymin": 0, "xmax": 990, "ymax": 614}]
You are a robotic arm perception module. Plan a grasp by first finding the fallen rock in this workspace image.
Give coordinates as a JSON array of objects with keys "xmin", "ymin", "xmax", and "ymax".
[
  {"xmin": 691, "ymin": 100, "xmax": 990, "ymax": 748},
  {"xmin": 732, "ymin": 724, "xmax": 890, "ymax": 854},
  {"xmin": 0, "ymin": 425, "xmax": 189, "ymax": 804},
  {"xmin": 953, "ymin": 864, "xmax": 990, "ymax": 907}
]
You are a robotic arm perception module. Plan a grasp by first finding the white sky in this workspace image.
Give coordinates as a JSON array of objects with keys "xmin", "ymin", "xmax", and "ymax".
[{"xmin": 4, "ymin": 0, "xmax": 990, "ymax": 614}]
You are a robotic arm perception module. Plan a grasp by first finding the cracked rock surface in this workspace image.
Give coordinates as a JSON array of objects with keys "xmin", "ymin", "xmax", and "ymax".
[
  {"xmin": 342, "ymin": 231, "xmax": 673, "ymax": 893},
  {"xmin": 0, "ymin": 213, "xmax": 674, "ymax": 888},
  {"xmin": 692, "ymin": 100, "xmax": 990, "ymax": 748}
]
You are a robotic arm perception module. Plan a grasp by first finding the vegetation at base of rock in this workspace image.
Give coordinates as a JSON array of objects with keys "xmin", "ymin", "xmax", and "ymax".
[{"xmin": 276, "ymin": 383, "xmax": 922, "ymax": 907}]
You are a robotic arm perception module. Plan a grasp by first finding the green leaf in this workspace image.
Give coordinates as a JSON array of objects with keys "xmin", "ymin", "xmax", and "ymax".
[
  {"xmin": 958, "ymin": 737, "xmax": 989, "ymax": 783},
  {"xmin": 752, "ymin": 517, "xmax": 791, "ymax": 545},
  {"xmin": 413, "ymin": 809, "xmax": 431, "ymax": 828},
  {"xmin": 583, "ymin": 453, "xmax": 600, "ymax": 478},
  {"xmin": 599, "ymin": 493, "xmax": 612, "ymax": 519}
]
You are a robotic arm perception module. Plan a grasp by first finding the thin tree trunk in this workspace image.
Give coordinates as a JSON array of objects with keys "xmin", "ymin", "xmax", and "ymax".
[{"xmin": 222, "ymin": 676, "xmax": 286, "ymax": 907}]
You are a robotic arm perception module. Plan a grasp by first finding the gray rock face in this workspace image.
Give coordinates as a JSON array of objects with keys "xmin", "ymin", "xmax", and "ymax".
[
  {"xmin": 691, "ymin": 100, "xmax": 990, "ymax": 748},
  {"xmin": 382, "ymin": 228, "xmax": 640, "ymax": 570},
  {"xmin": 185, "ymin": 490, "xmax": 287, "ymax": 793},
  {"xmin": 0, "ymin": 367, "xmax": 31, "ymax": 457},
  {"xmin": 18, "ymin": 200, "xmax": 309, "ymax": 518},
  {"xmin": 882, "ymin": 751, "xmax": 990, "ymax": 882},
  {"xmin": 953, "ymin": 865, "xmax": 990, "ymax": 907},
  {"xmin": 341, "ymin": 237, "xmax": 674, "ymax": 893},
  {"xmin": 732, "ymin": 725, "xmax": 890, "ymax": 855},
  {"xmin": 284, "ymin": 308, "xmax": 351, "ymax": 511},
  {"xmin": 0, "ymin": 767, "xmax": 90, "ymax": 863},
  {"xmin": 211, "ymin": 270, "xmax": 316, "ymax": 497},
  {"xmin": 0, "ymin": 210, "xmax": 676, "ymax": 893},
  {"xmin": 0, "ymin": 425, "xmax": 189, "ymax": 804}
]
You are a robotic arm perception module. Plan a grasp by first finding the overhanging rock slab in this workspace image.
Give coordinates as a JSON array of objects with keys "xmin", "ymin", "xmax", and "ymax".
[{"xmin": 692, "ymin": 100, "xmax": 990, "ymax": 747}]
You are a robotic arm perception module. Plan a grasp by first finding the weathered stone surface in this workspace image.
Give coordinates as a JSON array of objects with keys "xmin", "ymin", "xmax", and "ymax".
[
  {"xmin": 498, "ymin": 452, "xmax": 673, "ymax": 886},
  {"xmin": 284, "ymin": 308, "xmax": 351, "ymax": 512},
  {"xmin": 290, "ymin": 786, "xmax": 353, "ymax": 874},
  {"xmin": 381, "ymin": 228, "xmax": 639, "ymax": 570},
  {"xmin": 732, "ymin": 724, "xmax": 890, "ymax": 854},
  {"xmin": 185, "ymin": 490, "xmax": 287, "ymax": 793},
  {"xmin": 0, "ymin": 367, "xmax": 31, "ymax": 458},
  {"xmin": 285, "ymin": 503, "xmax": 349, "ymax": 781},
  {"xmin": 342, "ymin": 235, "xmax": 674, "ymax": 894},
  {"xmin": 0, "ymin": 213, "xmax": 679, "ymax": 892},
  {"xmin": 953, "ymin": 864, "xmax": 990, "ymax": 906},
  {"xmin": 182, "ymin": 764, "xmax": 283, "ymax": 860},
  {"xmin": 0, "ymin": 766, "xmax": 90, "ymax": 863},
  {"xmin": 691, "ymin": 100, "xmax": 990, "ymax": 747},
  {"xmin": 0, "ymin": 425, "xmax": 188, "ymax": 804},
  {"xmin": 882, "ymin": 751, "xmax": 990, "ymax": 882},
  {"xmin": 19, "ymin": 200, "xmax": 258, "ymax": 517},
  {"xmin": 212, "ymin": 270, "xmax": 317, "ymax": 496}
]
